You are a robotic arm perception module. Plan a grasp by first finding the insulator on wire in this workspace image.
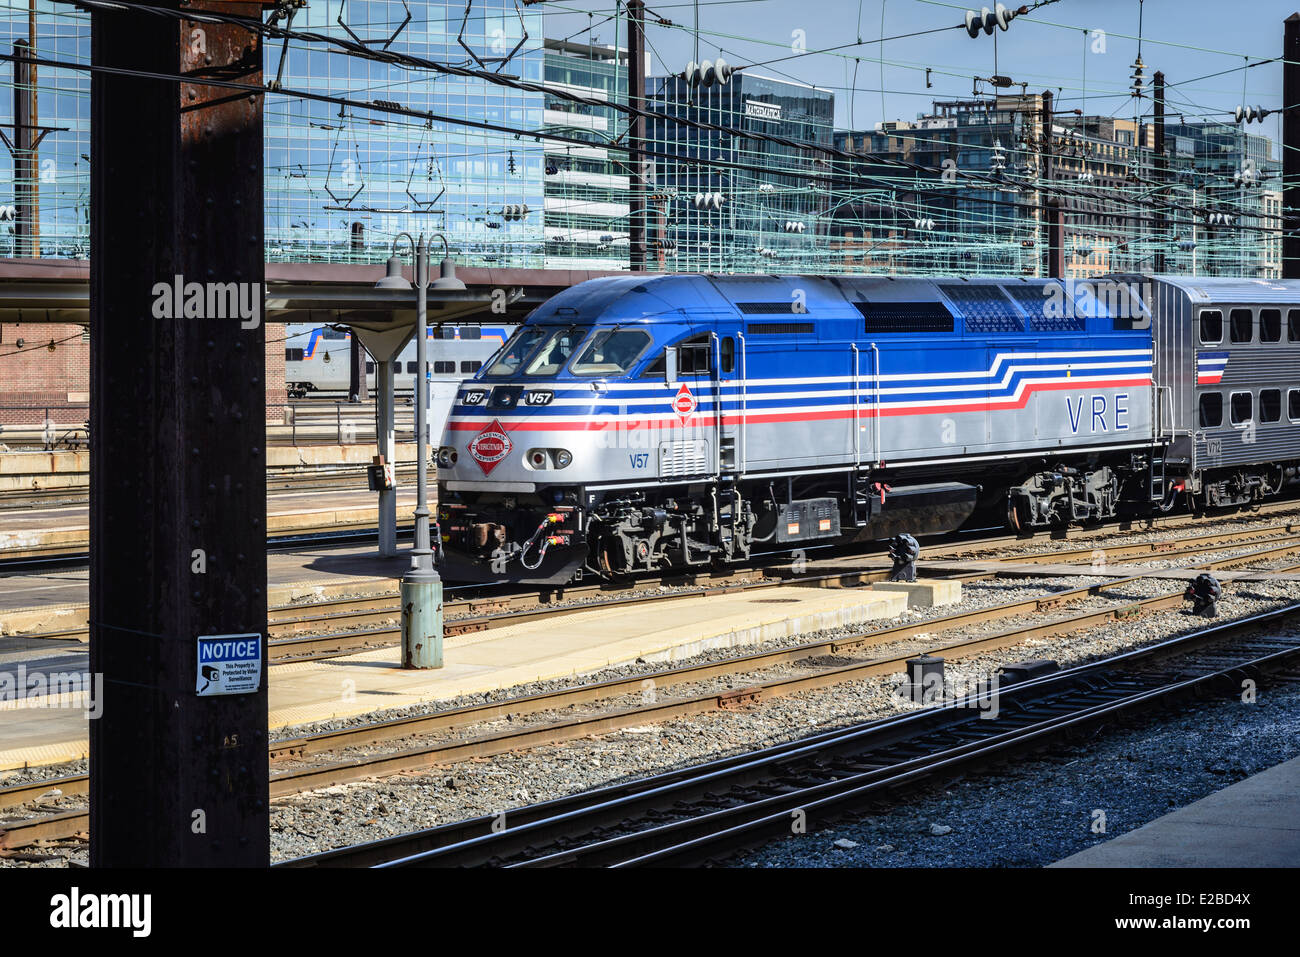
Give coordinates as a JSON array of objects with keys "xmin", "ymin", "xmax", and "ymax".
[
  {"xmin": 964, "ymin": 3, "xmax": 1020, "ymax": 38},
  {"xmin": 0, "ymin": 205, "xmax": 15, "ymax": 222},
  {"xmin": 682, "ymin": 57, "xmax": 733, "ymax": 88},
  {"xmin": 1234, "ymin": 104, "xmax": 1272, "ymax": 124},
  {"xmin": 1131, "ymin": 55, "xmax": 1145, "ymax": 97},
  {"xmin": 502, "ymin": 203, "xmax": 531, "ymax": 221},
  {"xmin": 692, "ymin": 192, "xmax": 725, "ymax": 210},
  {"xmin": 912, "ymin": 217, "xmax": 935, "ymax": 231},
  {"xmin": 1177, "ymin": 238, "xmax": 1198, "ymax": 252},
  {"xmin": 653, "ymin": 238, "xmax": 677, "ymax": 252},
  {"xmin": 783, "ymin": 220, "xmax": 806, "ymax": 233}
]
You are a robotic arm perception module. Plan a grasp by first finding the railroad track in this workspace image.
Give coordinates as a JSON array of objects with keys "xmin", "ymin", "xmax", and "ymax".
[
  {"xmin": 16, "ymin": 517, "xmax": 1300, "ymax": 663},
  {"xmin": 5, "ymin": 537, "xmax": 1298, "ymax": 855},
  {"xmin": 289, "ymin": 603, "xmax": 1300, "ymax": 868},
  {"xmin": 0, "ymin": 466, "xmax": 420, "ymax": 511}
]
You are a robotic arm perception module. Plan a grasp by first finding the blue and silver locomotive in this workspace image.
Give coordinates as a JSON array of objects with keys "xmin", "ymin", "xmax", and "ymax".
[{"xmin": 434, "ymin": 273, "xmax": 1300, "ymax": 583}]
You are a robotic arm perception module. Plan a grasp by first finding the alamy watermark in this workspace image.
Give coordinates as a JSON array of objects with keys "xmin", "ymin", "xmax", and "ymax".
[
  {"xmin": 0, "ymin": 665, "xmax": 104, "ymax": 719},
  {"xmin": 151, "ymin": 275, "xmax": 261, "ymax": 329}
]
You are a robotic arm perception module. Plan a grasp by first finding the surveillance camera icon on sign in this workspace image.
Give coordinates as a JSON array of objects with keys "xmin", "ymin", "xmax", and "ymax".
[{"xmin": 198, "ymin": 665, "xmax": 220, "ymax": 694}]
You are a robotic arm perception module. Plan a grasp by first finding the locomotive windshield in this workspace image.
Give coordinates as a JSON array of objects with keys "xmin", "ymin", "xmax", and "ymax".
[
  {"xmin": 485, "ymin": 326, "xmax": 548, "ymax": 377},
  {"xmin": 569, "ymin": 329, "xmax": 651, "ymax": 376},
  {"xmin": 523, "ymin": 325, "xmax": 591, "ymax": 376}
]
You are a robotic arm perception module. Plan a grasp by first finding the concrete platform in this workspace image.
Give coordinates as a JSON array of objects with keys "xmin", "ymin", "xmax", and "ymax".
[
  {"xmin": 1051, "ymin": 756, "xmax": 1300, "ymax": 868},
  {"xmin": 0, "ymin": 582, "xmax": 918, "ymax": 770}
]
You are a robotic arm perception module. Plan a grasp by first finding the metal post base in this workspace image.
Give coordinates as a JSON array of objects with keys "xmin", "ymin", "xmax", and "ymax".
[{"xmin": 401, "ymin": 569, "xmax": 444, "ymax": 668}]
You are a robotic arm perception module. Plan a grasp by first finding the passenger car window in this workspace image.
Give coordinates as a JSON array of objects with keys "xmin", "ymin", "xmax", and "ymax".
[
  {"xmin": 1230, "ymin": 391, "xmax": 1252, "ymax": 424},
  {"xmin": 1261, "ymin": 389, "xmax": 1281, "ymax": 423},
  {"xmin": 1260, "ymin": 309, "xmax": 1282, "ymax": 343},
  {"xmin": 1229, "ymin": 309, "xmax": 1252, "ymax": 343},
  {"xmin": 570, "ymin": 329, "xmax": 651, "ymax": 376},
  {"xmin": 1199, "ymin": 393, "xmax": 1223, "ymax": 428},
  {"xmin": 1291, "ymin": 389, "xmax": 1300, "ymax": 421},
  {"xmin": 1199, "ymin": 310, "xmax": 1222, "ymax": 344},
  {"xmin": 1290, "ymin": 310, "xmax": 1300, "ymax": 342}
]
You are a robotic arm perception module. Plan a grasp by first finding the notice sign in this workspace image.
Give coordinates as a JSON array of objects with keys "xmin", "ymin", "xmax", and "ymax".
[{"xmin": 195, "ymin": 633, "xmax": 263, "ymax": 696}]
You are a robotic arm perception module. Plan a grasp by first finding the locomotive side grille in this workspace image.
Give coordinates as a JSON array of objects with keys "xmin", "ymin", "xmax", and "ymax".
[
  {"xmin": 746, "ymin": 322, "xmax": 815, "ymax": 335},
  {"xmin": 1002, "ymin": 283, "xmax": 1087, "ymax": 333},
  {"xmin": 736, "ymin": 301, "xmax": 810, "ymax": 315},
  {"xmin": 854, "ymin": 301, "xmax": 955, "ymax": 333},
  {"xmin": 938, "ymin": 283, "xmax": 1024, "ymax": 333},
  {"xmin": 659, "ymin": 439, "xmax": 709, "ymax": 477}
]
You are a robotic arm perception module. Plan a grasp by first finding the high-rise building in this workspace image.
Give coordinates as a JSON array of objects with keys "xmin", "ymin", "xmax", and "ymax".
[
  {"xmin": 541, "ymin": 37, "xmax": 629, "ymax": 271},
  {"xmin": 644, "ymin": 71, "xmax": 834, "ymax": 274},
  {"xmin": 2, "ymin": 1, "xmax": 548, "ymax": 265}
]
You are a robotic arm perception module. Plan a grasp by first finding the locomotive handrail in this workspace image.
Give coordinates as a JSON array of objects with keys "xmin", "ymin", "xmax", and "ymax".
[
  {"xmin": 851, "ymin": 344, "xmax": 861, "ymax": 469},
  {"xmin": 870, "ymin": 342, "xmax": 882, "ymax": 467},
  {"xmin": 737, "ymin": 332, "xmax": 747, "ymax": 476}
]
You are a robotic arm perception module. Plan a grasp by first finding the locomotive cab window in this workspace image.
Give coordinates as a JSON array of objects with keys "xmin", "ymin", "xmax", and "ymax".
[
  {"xmin": 1261, "ymin": 389, "xmax": 1282, "ymax": 423},
  {"xmin": 678, "ymin": 334, "xmax": 713, "ymax": 376},
  {"xmin": 1199, "ymin": 393, "xmax": 1223, "ymax": 428},
  {"xmin": 525, "ymin": 326, "xmax": 589, "ymax": 376},
  {"xmin": 1199, "ymin": 310, "xmax": 1222, "ymax": 344},
  {"xmin": 1290, "ymin": 389, "xmax": 1300, "ymax": 421},
  {"xmin": 1229, "ymin": 309, "xmax": 1253, "ymax": 343},
  {"xmin": 1261, "ymin": 309, "xmax": 1282, "ymax": 343},
  {"xmin": 1290, "ymin": 310, "xmax": 1300, "ymax": 342},
  {"xmin": 720, "ymin": 337, "xmax": 735, "ymax": 374},
  {"xmin": 570, "ymin": 329, "xmax": 651, "ymax": 376},
  {"xmin": 365, "ymin": 361, "xmax": 374, "ymax": 373},
  {"xmin": 486, "ymin": 327, "xmax": 548, "ymax": 377},
  {"xmin": 1230, "ymin": 391, "xmax": 1253, "ymax": 425}
]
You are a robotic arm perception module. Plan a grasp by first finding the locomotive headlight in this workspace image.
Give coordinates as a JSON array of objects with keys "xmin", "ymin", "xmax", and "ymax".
[
  {"xmin": 555, "ymin": 449, "xmax": 572, "ymax": 468},
  {"xmin": 437, "ymin": 446, "xmax": 458, "ymax": 468}
]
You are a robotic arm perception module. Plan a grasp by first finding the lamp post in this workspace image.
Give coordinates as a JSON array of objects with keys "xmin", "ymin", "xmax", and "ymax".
[{"xmin": 382, "ymin": 232, "xmax": 451, "ymax": 669}]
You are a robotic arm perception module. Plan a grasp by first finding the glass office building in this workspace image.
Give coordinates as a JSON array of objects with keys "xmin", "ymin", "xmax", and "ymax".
[
  {"xmin": 2, "ymin": 0, "xmax": 547, "ymax": 265},
  {"xmin": 644, "ymin": 72, "xmax": 835, "ymax": 274},
  {"xmin": 541, "ymin": 37, "xmax": 629, "ymax": 271}
]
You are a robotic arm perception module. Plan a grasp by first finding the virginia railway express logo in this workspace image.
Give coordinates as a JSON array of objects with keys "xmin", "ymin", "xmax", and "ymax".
[
  {"xmin": 468, "ymin": 419, "xmax": 512, "ymax": 475},
  {"xmin": 673, "ymin": 383, "xmax": 697, "ymax": 422}
]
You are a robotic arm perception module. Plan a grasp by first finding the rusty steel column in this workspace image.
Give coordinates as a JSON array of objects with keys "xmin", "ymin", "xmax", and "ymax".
[
  {"xmin": 349, "ymin": 221, "xmax": 367, "ymax": 401},
  {"xmin": 626, "ymin": 0, "xmax": 647, "ymax": 272},
  {"xmin": 1041, "ymin": 89, "xmax": 1065, "ymax": 279},
  {"xmin": 89, "ymin": 2, "xmax": 269, "ymax": 866},
  {"xmin": 12, "ymin": 38, "xmax": 39, "ymax": 258}
]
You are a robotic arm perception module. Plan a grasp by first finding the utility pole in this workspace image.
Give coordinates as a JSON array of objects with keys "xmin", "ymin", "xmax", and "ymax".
[
  {"xmin": 1041, "ymin": 89, "xmax": 1065, "ymax": 279},
  {"xmin": 349, "ymin": 221, "xmax": 367, "ymax": 401},
  {"xmin": 1284, "ymin": 14, "xmax": 1300, "ymax": 278},
  {"xmin": 1153, "ymin": 70, "xmax": 1167, "ymax": 273},
  {"xmin": 626, "ymin": 0, "xmax": 647, "ymax": 271},
  {"xmin": 90, "ymin": 3, "xmax": 269, "ymax": 866}
]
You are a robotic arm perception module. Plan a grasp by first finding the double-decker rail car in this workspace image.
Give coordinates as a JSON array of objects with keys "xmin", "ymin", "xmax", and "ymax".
[
  {"xmin": 284, "ymin": 322, "xmax": 514, "ymax": 398},
  {"xmin": 433, "ymin": 273, "xmax": 1300, "ymax": 584}
]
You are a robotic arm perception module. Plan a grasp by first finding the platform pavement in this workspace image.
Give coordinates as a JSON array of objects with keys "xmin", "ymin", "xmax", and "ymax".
[
  {"xmin": 0, "ymin": 581, "xmax": 949, "ymax": 770},
  {"xmin": 1051, "ymin": 756, "xmax": 1300, "ymax": 867}
]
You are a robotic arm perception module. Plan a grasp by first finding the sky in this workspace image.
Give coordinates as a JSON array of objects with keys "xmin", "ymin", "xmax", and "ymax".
[{"xmin": 543, "ymin": 0, "xmax": 1295, "ymax": 151}]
